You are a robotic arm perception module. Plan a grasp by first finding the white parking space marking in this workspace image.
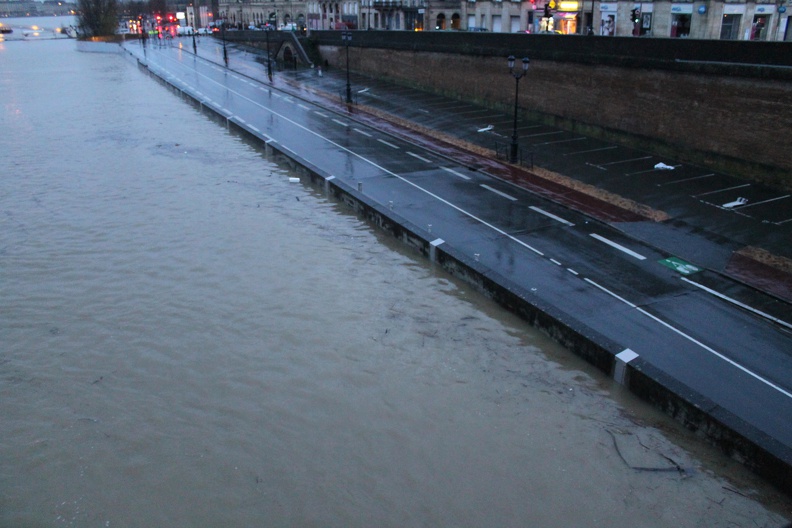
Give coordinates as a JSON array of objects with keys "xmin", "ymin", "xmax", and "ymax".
[
  {"xmin": 481, "ymin": 184, "xmax": 517, "ymax": 201},
  {"xmin": 536, "ymin": 137, "xmax": 588, "ymax": 146},
  {"xmin": 529, "ymin": 206, "xmax": 575, "ymax": 226},
  {"xmin": 590, "ymin": 233, "xmax": 646, "ymax": 260},
  {"xmin": 407, "ymin": 151, "xmax": 432, "ymax": 163},
  {"xmin": 658, "ymin": 173, "xmax": 715, "ymax": 186},
  {"xmin": 695, "ymin": 183, "xmax": 751, "ymax": 197},
  {"xmin": 734, "ymin": 194, "xmax": 790, "ymax": 209},
  {"xmin": 441, "ymin": 167, "xmax": 471, "ymax": 180},
  {"xmin": 564, "ymin": 145, "xmax": 618, "ymax": 156},
  {"xmin": 597, "ymin": 156, "xmax": 653, "ymax": 167}
]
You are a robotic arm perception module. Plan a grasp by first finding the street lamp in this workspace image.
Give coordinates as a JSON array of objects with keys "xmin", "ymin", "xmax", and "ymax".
[
  {"xmin": 191, "ymin": 25, "xmax": 197, "ymax": 54},
  {"xmin": 507, "ymin": 55, "xmax": 530, "ymax": 164},
  {"xmin": 265, "ymin": 26, "xmax": 273, "ymax": 81},
  {"xmin": 342, "ymin": 31, "xmax": 352, "ymax": 104},
  {"xmin": 221, "ymin": 21, "xmax": 228, "ymax": 67}
]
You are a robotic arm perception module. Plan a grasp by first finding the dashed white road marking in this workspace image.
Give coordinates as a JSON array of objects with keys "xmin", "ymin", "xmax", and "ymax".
[
  {"xmin": 590, "ymin": 233, "xmax": 646, "ymax": 260},
  {"xmin": 407, "ymin": 151, "xmax": 432, "ymax": 163},
  {"xmin": 441, "ymin": 167, "xmax": 471, "ymax": 180},
  {"xmin": 377, "ymin": 139, "xmax": 399, "ymax": 149},
  {"xmin": 481, "ymin": 184, "xmax": 517, "ymax": 201},
  {"xmin": 530, "ymin": 206, "xmax": 574, "ymax": 226}
]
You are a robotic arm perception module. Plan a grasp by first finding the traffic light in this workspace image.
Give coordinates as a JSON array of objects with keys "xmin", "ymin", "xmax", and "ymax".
[{"xmin": 631, "ymin": 9, "xmax": 640, "ymax": 23}]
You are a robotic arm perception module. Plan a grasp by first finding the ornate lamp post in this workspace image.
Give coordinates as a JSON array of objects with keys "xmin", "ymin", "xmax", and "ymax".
[
  {"xmin": 507, "ymin": 55, "xmax": 530, "ymax": 164},
  {"xmin": 342, "ymin": 30, "xmax": 352, "ymax": 104},
  {"xmin": 221, "ymin": 21, "xmax": 228, "ymax": 66},
  {"xmin": 265, "ymin": 26, "xmax": 273, "ymax": 81}
]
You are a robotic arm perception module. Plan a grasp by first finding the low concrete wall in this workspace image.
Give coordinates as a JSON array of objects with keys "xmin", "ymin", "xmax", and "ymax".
[
  {"xmin": 131, "ymin": 50, "xmax": 792, "ymax": 496},
  {"xmin": 304, "ymin": 32, "xmax": 791, "ymax": 189}
]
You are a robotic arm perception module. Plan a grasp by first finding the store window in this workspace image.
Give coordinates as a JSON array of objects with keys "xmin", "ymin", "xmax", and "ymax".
[
  {"xmin": 751, "ymin": 14, "xmax": 769, "ymax": 39},
  {"xmin": 720, "ymin": 14, "xmax": 741, "ymax": 39},
  {"xmin": 670, "ymin": 13, "xmax": 690, "ymax": 36}
]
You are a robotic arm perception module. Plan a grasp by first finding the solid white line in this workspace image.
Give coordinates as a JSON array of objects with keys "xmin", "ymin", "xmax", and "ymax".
[
  {"xmin": 584, "ymin": 278, "xmax": 637, "ymax": 307},
  {"xmin": 481, "ymin": 184, "xmax": 517, "ymax": 201},
  {"xmin": 353, "ymin": 128, "xmax": 372, "ymax": 137},
  {"xmin": 529, "ymin": 206, "xmax": 575, "ymax": 226},
  {"xmin": 590, "ymin": 233, "xmax": 646, "ymax": 260},
  {"xmin": 660, "ymin": 173, "xmax": 715, "ymax": 186},
  {"xmin": 377, "ymin": 139, "xmax": 399, "ymax": 149},
  {"xmin": 695, "ymin": 183, "xmax": 751, "ymax": 197},
  {"xmin": 564, "ymin": 146, "xmax": 619, "ymax": 156},
  {"xmin": 585, "ymin": 279, "xmax": 792, "ymax": 400},
  {"xmin": 681, "ymin": 277, "xmax": 792, "ymax": 330},
  {"xmin": 635, "ymin": 305, "xmax": 792, "ymax": 399},
  {"xmin": 735, "ymin": 194, "xmax": 790, "ymax": 209},
  {"xmin": 441, "ymin": 167, "xmax": 471, "ymax": 180},
  {"xmin": 598, "ymin": 155, "xmax": 653, "ymax": 167},
  {"xmin": 407, "ymin": 151, "xmax": 432, "ymax": 163}
]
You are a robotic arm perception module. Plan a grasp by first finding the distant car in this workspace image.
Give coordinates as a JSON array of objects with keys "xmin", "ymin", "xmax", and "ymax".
[{"xmin": 197, "ymin": 27, "xmax": 212, "ymax": 35}]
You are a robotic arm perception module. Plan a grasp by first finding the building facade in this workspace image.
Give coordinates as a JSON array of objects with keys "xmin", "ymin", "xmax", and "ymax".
[{"xmin": 217, "ymin": 0, "xmax": 791, "ymax": 39}]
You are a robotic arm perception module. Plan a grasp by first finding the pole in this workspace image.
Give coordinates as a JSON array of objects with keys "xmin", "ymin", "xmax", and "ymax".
[
  {"xmin": 507, "ymin": 56, "xmax": 530, "ymax": 164},
  {"xmin": 266, "ymin": 28, "xmax": 273, "ymax": 81},
  {"xmin": 191, "ymin": 27, "xmax": 196, "ymax": 54},
  {"xmin": 343, "ymin": 31, "xmax": 352, "ymax": 104},
  {"xmin": 510, "ymin": 76, "xmax": 520, "ymax": 163},
  {"xmin": 222, "ymin": 22, "xmax": 228, "ymax": 67}
]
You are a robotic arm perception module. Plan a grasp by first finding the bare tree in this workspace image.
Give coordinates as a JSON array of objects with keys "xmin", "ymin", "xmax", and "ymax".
[{"xmin": 78, "ymin": 0, "xmax": 118, "ymax": 37}]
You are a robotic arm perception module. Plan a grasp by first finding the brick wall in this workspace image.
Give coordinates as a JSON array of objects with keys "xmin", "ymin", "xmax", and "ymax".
[{"xmin": 309, "ymin": 32, "xmax": 792, "ymax": 188}]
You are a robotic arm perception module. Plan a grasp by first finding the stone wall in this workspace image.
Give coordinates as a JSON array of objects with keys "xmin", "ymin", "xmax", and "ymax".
[{"xmin": 310, "ymin": 33, "xmax": 792, "ymax": 188}]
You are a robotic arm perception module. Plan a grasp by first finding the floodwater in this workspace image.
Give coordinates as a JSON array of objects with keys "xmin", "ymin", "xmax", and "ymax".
[{"xmin": 1, "ymin": 28, "xmax": 790, "ymax": 527}]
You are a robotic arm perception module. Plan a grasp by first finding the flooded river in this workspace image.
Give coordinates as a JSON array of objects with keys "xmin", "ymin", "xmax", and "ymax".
[{"xmin": 0, "ymin": 29, "xmax": 789, "ymax": 527}]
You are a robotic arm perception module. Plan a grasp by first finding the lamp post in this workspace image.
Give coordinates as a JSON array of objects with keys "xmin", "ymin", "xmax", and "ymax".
[
  {"xmin": 221, "ymin": 21, "xmax": 228, "ymax": 67},
  {"xmin": 507, "ymin": 55, "xmax": 530, "ymax": 164},
  {"xmin": 265, "ymin": 26, "xmax": 273, "ymax": 81},
  {"xmin": 342, "ymin": 31, "xmax": 352, "ymax": 104},
  {"xmin": 191, "ymin": 25, "xmax": 197, "ymax": 54}
]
